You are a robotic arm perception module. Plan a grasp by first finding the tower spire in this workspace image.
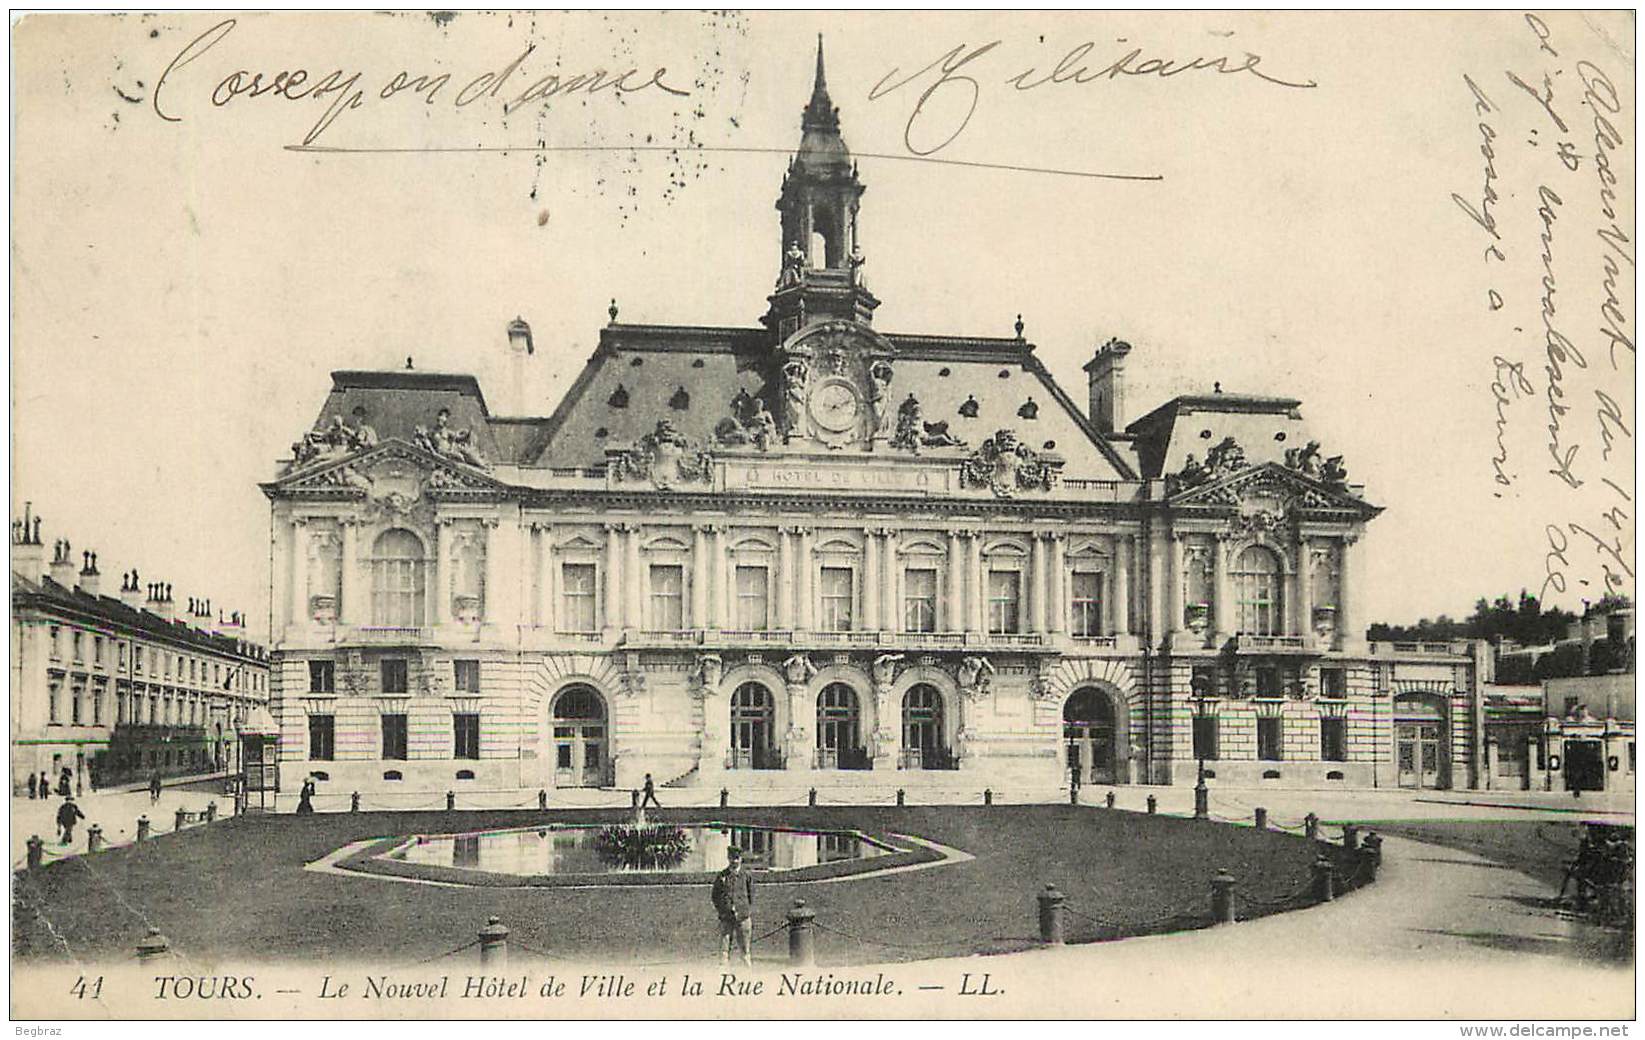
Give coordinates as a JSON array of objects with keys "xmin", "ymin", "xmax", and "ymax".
[{"xmin": 803, "ymin": 33, "xmax": 838, "ymax": 133}]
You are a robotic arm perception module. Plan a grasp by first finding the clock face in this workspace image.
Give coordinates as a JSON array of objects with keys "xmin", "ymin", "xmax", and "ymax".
[{"xmin": 809, "ymin": 382, "xmax": 861, "ymax": 433}]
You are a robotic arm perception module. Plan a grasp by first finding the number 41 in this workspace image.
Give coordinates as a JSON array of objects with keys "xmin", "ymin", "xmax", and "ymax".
[{"xmin": 70, "ymin": 975, "xmax": 104, "ymax": 1000}]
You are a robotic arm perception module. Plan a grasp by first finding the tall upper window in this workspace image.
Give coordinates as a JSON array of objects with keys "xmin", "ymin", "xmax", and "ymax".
[
  {"xmin": 819, "ymin": 567, "xmax": 854, "ymax": 632},
  {"xmin": 92, "ymin": 686, "xmax": 104, "ymax": 725},
  {"xmin": 48, "ymin": 683, "xmax": 61, "ymax": 724},
  {"xmin": 735, "ymin": 566, "xmax": 769, "ymax": 631},
  {"xmin": 453, "ymin": 659, "xmax": 481, "ymax": 693},
  {"xmin": 1192, "ymin": 716, "xmax": 1219, "ymax": 760},
  {"xmin": 71, "ymin": 687, "xmax": 83, "ymax": 725},
  {"xmin": 381, "ymin": 659, "xmax": 409, "ymax": 695},
  {"xmin": 560, "ymin": 563, "xmax": 598, "ymax": 632},
  {"xmin": 309, "ymin": 715, "xmax": 336, "ymax": 760},
  {"xmin": 370, "ymin": 529, "xmax": 427, "ymax": 627},
  {"xmin": 903, "ymin": 568, "xmax": 937, "ymax": 633},
  {"xmin": 987, "ymin": 570, "xmax": 1021, "ymax": 634},
  {"xmin": 649, "ymin": 564, "xmax": 685, "ymax": 630},
  {"xmin": 1233, "ymin": 546, "xmax": 1283, "ymax": 636},
  {"xmin": 309, "ymin": 660, "xmax": 335, "ymax": 694},
  {"xmin": 1321, "ymin": 718, "xmax": 1347, "ymax": 761},
  {"xmin": 454, "ymin": 713, "xmax": 480, "ymax": 759},
  {"xmin": 1257, "ymin": 716, "xmax": 1283, "ymax": 761},
  {"xmin": 1070, "ymin": 571, "xmax": 1103, "ymax": 637},
  {"xmin": 72, "ymin": 632, "xmax": 84, "ymax": 662}
]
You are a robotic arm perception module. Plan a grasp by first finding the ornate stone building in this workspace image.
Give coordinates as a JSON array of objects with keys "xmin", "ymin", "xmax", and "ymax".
[
  {"xmin": 262, "ymin": 45, "xmax": 1491, "ymax": 797},
  {"xmin": 10, "ymin": 504, "xmax": 271, "ymax": 792}
]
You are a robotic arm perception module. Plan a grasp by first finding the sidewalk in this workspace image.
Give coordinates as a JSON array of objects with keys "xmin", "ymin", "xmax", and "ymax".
[{"xmin": 10, "ymin": 782, "xmax": 236, "ymax": 868}]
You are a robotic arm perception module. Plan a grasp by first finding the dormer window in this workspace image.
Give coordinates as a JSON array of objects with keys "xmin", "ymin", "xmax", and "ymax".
[{"xmin": 608, "ymin": 384, "xmax": 630, "ymax": 409}]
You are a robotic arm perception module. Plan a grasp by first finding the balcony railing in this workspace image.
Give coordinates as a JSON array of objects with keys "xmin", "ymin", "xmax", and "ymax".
[
  {"xmin": 1233, "ymin": 634, "xmax": 1315, "ymax": 653},
  {"xmin": 725, "ymin": 748, "xmax": 786, "ymax": 771},
  {"xmin": 347, "ymin": 626, "xmax": 432, "ymax": 645},
  {"xmin": 624, "ymin": 629, "xmax": 704, "ymax": 647},
  {"xmin": 898, "ymin": 747, "xmax": 960, "ymax": 771},
  {"xmin": 714, "ymin": 629, "xmax": 795, "ymax": 644},
  {"xmin": 814, "ymin": 747, "xmax": 873, "ymax": 771},
  {"xmin": 1368, "ymin": 640, "xmax": 1473, "ymax": 657}
]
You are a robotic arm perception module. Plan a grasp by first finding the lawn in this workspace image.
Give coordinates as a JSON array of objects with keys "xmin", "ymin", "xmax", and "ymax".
[{"xmin": 13, "ymin": 805, "xmax": 1359, "ymax": 967}]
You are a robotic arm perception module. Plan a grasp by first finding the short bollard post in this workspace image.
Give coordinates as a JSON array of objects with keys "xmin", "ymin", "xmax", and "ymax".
[
  {"xmin": 1304, "ymin": 812, "xmax": 1319, "ymax": 841},
  {"xmin": 1193, "ymin": 784, "xmax": 1210, "ymax": 820},
  {"xmin": 174, "ymin": 807, "xmax": 188, "ymax": 832},
  {"xmin": 205, "ymin": 801, "xmax": 218, "ymax": 823},
  {"xmin": 1146, "ymin": 795, "xmax": 1157, "ymax": 815},
  {"xmin": 135, "ymin": 928, "xmax": 170, "ymax": 960},
  {"xmin": 538, "ymin": 790, "xmax": 548, "ymax": 811},
  {"xmin": 446, "ymin": 790, "xmax": 456, "ymax": 811},
  {"xmin": 1069, "ymin": 784, "xmax": 1079, "ymax": 805},
  {"xmin": 1362, "ymin": 831, "xmax": 1384, "ymax": 873},
  {"xmin": 896, "ymin": 788, "xmax": 905, "ymax": 806},
  {"xmin": 1254, "ymin": 807, "xmax": 1268, "ymax": 831},
  {"xmin": 26, "ymin": 835, "xmax": 43, "ymax": 869},
  {"xmin": 719, "ymin": 788, "xmax": 729, "ymax": 809},
  {"xmin": 984, "ymin": 788, "xmax": 994, "ymax": 806},
  {"xmin": 787, "ymin": 899, "xmax": 817, "ymax": 966},
  {"xmin": 808, "ymin": 787, "xmax": 818, "ymax": 807},
  {"xmin": 136, "ymin": 816, "xmax": 150, "ymax": 842},
  {"xmin": 1211, "ymin": 869, "xmax": 1237, "ymax": 924},
  {"xmin": 87, "ymin": 825, "xmax": 103, "ymax": 854},
  {"xmin": 1105, "ymin": 791, "xmax": 1116, "ymax": 810},
  {"xmin": 1311, "ymin": 857, "xmax": 1336, "ymax": 902},
  {"xmin": 477, "ymin": 916, "xmax": 509, "ymax": 967},
  {"xmin": 1342, "ymin": 824, "xmax": 1360, "ymax": 851},
  {"xmin": 234, "ymin": 786, "xmax": 246, "ymax": 816},
  {"xmin": 631, "ymin": 789, "xmax": 640, "ymax": 808},
  {"xmin": 1037, "ymin": 884, "xmax": 1066, "ymax": 945},
  {"xmin": 350, "ymin": 792, "xmax": 361, "ymax": 812}
]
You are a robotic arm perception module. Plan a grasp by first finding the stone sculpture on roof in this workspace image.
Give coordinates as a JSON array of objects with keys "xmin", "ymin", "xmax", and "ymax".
[
  {"xmin": 612, "ymin": 419, "xmax": 713, "ymax": 489},
  {"xmin": 413, "ymin": 408, "xmax": 489, "ymax": 470},
  {"xmin": 959, "ymin": 429, "xmax": 1058, "ymax": 497}
]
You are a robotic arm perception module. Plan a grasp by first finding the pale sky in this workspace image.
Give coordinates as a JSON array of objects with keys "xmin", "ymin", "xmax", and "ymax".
[{"xmin": 11, "ymin": 11, "xmax": 1636, "ymax": 641}]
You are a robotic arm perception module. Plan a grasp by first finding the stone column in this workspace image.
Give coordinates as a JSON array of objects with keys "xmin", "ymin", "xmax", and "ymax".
[
  {"xmin": 1338, "ymin": 533, "xmax": 1362, "ymax": 648},
  {"xmin": 1047, "ymin": 532, "xmax": 1066, "ymax": 635},
  {"xmin": 1033, "ymin": 533, "xmax": 1046, "ymax": 628},
  {"xmin": 862, "ymin": 528, "xmax": 880, "ymax": 631},
  {"xmin": 946, "ymin": 531, "xmax": 964, "ymax": 632},
  {"xmin": 1167, "ymin": 533, "xmax": 1185, "ymax": 638},
  {"xmin": 797, "ymin": 526, "xmax": 814, "ymax": 631},
  {"xmin": 1114, "ymin": 536, "xmax": 1132, "ymax": 635},
  {"xmin": 713, "ymin": 526, "xmax": 732, "ymax": 629},
  {"xmin": 483, "ymin": 519, "xmax": 506, "ymax": 627},
  {"xmin": 624, "ymin": 524, "xmax": 643, "ymax": 629},
  {"xmin": 1211, "ymin": 535, "xmax": 1232, "ymax": 640},
  {"xmin": 776, "ymin": 527, "xmax": 794, "ymax": 629},
  {"xmin": 879, "ymin": 529, "xmax": 897, "ymax": 631},
  {"xmin": 288, "ymin": 516, "xmax": 308, "ymax": 631},
  {"xmin": 967, "ymin": 532, "xmax": 985, "ymax": 633},
  {"xmin": 430, "ymin": 519, "xmax": 447, "ymax": 626},
  {"xmin": 339, "ymin": 519, "xmax": 358, "ymax": 626},
  {"xmin": 691, "ymin": 525, "xmax": 710, "ymax": 630},
  {"xmin": 1295, "ymin": 536, "xmax": 1314, "ymax": 639},
  {"xmin": 603, "ymin": 523, "xmax": 623, "ymax": 633},
  {"xmin": 534, "ymin": 523, "xmax": 550, "ymax": 629}
]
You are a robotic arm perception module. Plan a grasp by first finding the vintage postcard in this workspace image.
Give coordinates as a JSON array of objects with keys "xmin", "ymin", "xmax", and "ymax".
[{"xmin": 8, "ymin": 9, "xmax": 1636, "ymax": 1026}]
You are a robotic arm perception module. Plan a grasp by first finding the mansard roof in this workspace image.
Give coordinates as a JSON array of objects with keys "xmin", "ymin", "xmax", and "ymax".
[
  {"xmin": 1125, "ymin": 391, "xmax": 1306, "ymax": 480},
  {"xmin": 12, "ymin": 572, "xmax": 267, "ymax": 661}
]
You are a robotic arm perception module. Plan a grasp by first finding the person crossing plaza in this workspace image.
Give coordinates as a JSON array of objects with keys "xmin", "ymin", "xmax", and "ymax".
[{"xmin": 55, "ymin": 795, "xmax": 84, "ymax": 845}]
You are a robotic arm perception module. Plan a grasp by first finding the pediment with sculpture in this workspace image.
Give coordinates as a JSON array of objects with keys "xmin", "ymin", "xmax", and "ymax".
[
  {"xmin": 270, "ymin": 441, "xmax": 513, "ymax": 516},
  {"xmin": 1168, "ymin": 460, "xmax": 1380, "ymax": 520}
]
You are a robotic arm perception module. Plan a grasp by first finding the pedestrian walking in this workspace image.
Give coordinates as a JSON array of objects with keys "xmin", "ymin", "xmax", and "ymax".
[
  {"xmin": 38, "ymin": 772, "xmax": 48, "ymax": 800},
  {"xmin": 27, "ymin": 773, "xmax": 37, "ymax": 800},
  {"xmin": 56, "ymin": 770, "xmax": 71, "ymax": 798},
  {"xmin": 75, "ymin": 769, "xmax": 83, "ymax": 797},
  {"xmin": 1069, "ymin": 759, "xmax": 1083, "ymax": 796},
  {"xmin": 296, "ymin": 777, "xmax": 316, "ymax": 815},
  {"xmin": 56, "ymin": 795, "xmax": 85, "ymax": 845},
  {"xmin": 640, "ymin": 772, "xmax": 662, "ymax": 809},
  {"xmin": 149, "ymin": 773, "xmax": 162, "ymax": 804},
  {"xmin": 711, "ymin": 846, "xmax": 755, "ymax": 968}
]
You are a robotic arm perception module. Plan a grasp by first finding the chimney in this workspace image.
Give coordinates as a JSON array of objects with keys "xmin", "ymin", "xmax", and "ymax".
[
  {"xmin": 119, "ymin": 569, "xmax": 144, "ymax": 609},
  {"xmin": 216, "ymin": 609, "xmax": 246, "ymax": 639},
  {"xmin": 48, "ymin": 538, "xmax": 76, "ymax": 588},
  {"xmin": 147, "ymin": 581, "xmax": 174, "ymax": 622},
  {"xmin": 12, "ymin": 502, "xmax": 45, "ymax": 583},
  {"xmin": 1083, "ymin": 337, "xmax": 1132, "ymax": 434},
  {"xmin": 77, "ymin": 550, "xmax": 101, "ymax": 597},
  {"xmin": 507, "ymin": 316, "xmax": 533, "ymax": 415}
]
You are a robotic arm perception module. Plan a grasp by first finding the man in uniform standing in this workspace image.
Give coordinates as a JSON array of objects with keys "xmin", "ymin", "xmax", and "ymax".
[{"xmin": 711, "ymin": 846, "xmax": 754, "ymax": 968}]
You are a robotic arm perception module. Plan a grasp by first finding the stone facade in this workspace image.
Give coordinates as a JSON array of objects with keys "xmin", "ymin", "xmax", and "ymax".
[
  {"xmin": 262, "ymin": 43, "xmax": 1495, "ymax": 797},
  {"xmin": 9, "ymin": 505, "xmax": 271, "ymax": 792}
]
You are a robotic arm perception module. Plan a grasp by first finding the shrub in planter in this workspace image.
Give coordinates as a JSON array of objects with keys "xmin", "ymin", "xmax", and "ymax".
[{"xmin": 594, "ymin": 824, "xmax": 692, "ymax": 870}]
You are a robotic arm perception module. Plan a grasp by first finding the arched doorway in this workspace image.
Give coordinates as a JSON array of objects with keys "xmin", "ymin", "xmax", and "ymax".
[
  {"xmin": 1064, "ymin": 688, "xmax": 1118, "ymax": 784},
  {"xmin": 901, "ymin": 684, "xmax": 953, "ymax": 770},
  {"xmin": 816, "ymin": 683, "xmax": 868, "ymax": 770},
  {"xmin": 1394, "ymin": 693, "xmax": 1447, "ymax": 789},
  {"xmin": 730, "ymin": 682, "xmax": 779, "ymax": 770},
  {"xmin": 551, "ymin": 685, "xmax": 608, "ymax": 788}
]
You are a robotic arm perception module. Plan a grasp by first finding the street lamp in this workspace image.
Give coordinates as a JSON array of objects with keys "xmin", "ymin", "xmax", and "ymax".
[{"xmin": 1191, "ymin": 671, "xmax": 1211, "ymax": 820}]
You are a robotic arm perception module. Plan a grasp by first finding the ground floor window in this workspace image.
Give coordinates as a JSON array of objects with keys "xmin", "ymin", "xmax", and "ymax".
[
  {"xmin": 1257, "ymin": 717, "xmax": 1283, "ymax": 761},
  {"xmin": 309, "ymin": 715, "xmax": 335, "ymax": 760},
  {"xmin": 1320, "ymin": 718, "xmax": 1346, "ymax": 761},
  {"xmin": 453, "ymin": 713, "xmax": 480, "ymax": 759},
  {"xmin": 381, "ymin": 714, "xmax": 408, "ymax": 760},
  {"xmin": 1193, "ymin": 716, "xmax": 1219, "ymax": 760}
]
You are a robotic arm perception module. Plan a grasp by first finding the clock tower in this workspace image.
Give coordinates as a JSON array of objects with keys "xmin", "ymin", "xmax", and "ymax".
[{"xmin": 763, "ymin": 36, "xmax": 880, "ymax": 338}]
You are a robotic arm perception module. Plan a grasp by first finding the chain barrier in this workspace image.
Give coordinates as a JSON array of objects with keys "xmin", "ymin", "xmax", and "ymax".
[{"xmin": 401, "ymin": 937, "xmax": 482, "ymax": 967}]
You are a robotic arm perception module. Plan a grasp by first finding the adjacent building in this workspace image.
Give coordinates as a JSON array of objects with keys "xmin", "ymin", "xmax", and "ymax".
[
  {"xmin": 9, "ymin": 504, "xmax": 271, "ymax": 791},
  {"xmin": 261, "ymin": 44, "xmax": 1504, "ymax": 799}
]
